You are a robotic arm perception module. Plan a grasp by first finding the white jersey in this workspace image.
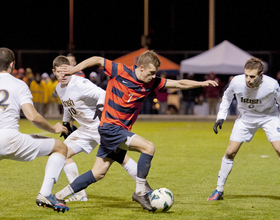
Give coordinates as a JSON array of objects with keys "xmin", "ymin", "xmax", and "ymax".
[
  {"xmin": 56, "ymin": 75, "xmax": 105, "ymax": 129},
  {"xmin": 218, "ymin": 74, "xmax": 280, "ymax": 122},
  {"xmin": 0, "ymin": 73, "xmax": 33, "ymax": 130}
]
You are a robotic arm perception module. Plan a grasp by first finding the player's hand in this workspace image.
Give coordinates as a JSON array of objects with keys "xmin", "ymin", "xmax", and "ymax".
[
  {"xmin": 213, "ymin": 119, "xmax": 224, "ymax": 134},
  {"xmin": 60, "ymin": 122, "xmax": 72, "ymax": 139},
  {"xmin": 57, "ymin": 64, "xmax": 76, "ymax": 76},
  {"xmin": 53, "ymin": 122, "xmax": 68, "ymax": 134},
  {"xmin": 202, "ymin": 80, "xmax": 218, "ymax": 87},
  {"xmin": 93, "ymin": 104, "xmax": 104, "ymax": 120}
]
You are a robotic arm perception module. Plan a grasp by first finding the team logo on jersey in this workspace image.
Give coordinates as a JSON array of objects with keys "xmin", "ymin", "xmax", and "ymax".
[
  {"xmin": 241, "ymin": 97, "xmax": 261, "ymax": 105},
  {"xmin": 277, "ymin": 127, "xmax": 280, "ymax": 133},
  {"xmin": 61, "ymin": 98, "xmax": 75, "ymax": 107}
]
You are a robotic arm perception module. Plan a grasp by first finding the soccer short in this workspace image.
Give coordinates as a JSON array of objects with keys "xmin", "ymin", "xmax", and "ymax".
[
  {"xmin": 230, "ymin": 116, "xmax": 280, "ymax": 143},
  {"xmin": 0, "ymin": 129, "xmax": 55, "ymax": 161},
  {"xmin": 97, "ymin": 124, "xmax": 135, "ymax": 159},
  {"xmin": 64, "ymin": 126, "xmax": 100, "ymax": 154}
]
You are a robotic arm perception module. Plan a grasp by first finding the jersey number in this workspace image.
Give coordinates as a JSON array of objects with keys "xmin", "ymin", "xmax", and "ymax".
[
  {"xmin": 127, "ymin": 94, "xmax": 134, "ymax": 103},
  {"xmin": 68, "ymin": 107, "xmax": 77, "ymax": 116},
  {"xmin": 0, "ymin": 90, "xmax": 10, "ymax": 111}
]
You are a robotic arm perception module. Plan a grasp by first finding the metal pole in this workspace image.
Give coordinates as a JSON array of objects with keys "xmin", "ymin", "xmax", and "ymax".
[
  {"xmin": 141, "ymin": 0, "xmax": 149, "ymax": 49},
  {"xmin": 68, "ymin": 0, "xmax": 75, "ymax": 52},
  {"xmin": 209, "ymin": 0, "xmax": 215, "ymax": 49}
]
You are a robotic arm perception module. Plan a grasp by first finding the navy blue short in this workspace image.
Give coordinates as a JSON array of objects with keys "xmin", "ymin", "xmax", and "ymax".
[{"xmin": 97, "ymin": 124, "xmax": 135, "ymax": 159}]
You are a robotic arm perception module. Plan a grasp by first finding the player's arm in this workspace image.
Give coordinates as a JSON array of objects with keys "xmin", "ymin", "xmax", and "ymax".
[
  {"xmin": 59, "ymin": 56, "xmax": 105, "ymax": 76},
  {"xmin": 164, "ymin": 79, "xmax": 218, "ymax": 89},
  {"xmin": 21, "ymin": 103, "xmax": 68, "ymax": 134}
]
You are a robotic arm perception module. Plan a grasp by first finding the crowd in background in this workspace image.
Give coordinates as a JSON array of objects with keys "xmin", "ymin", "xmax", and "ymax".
[{"xmin": 12, "ymin": 54, "xmax": 280, "ymax": 117}]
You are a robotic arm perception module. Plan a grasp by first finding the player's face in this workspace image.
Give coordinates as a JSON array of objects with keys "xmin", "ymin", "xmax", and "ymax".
[
  {"xmin": 139, "ymin": 63, "xmax": 158, "ymax": 83},
  {"xmin": 245, "ymin": 68, "xmax": 263, "ymax": 88},
  {"xmin": 53, "ymin": 67, "xmax": 71, "ymax": 86}
]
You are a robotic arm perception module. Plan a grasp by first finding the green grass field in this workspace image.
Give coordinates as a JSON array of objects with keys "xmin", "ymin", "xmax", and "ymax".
[{"xmin": 1, "ymin": 119, "xmax": 279, "ymax": 219}]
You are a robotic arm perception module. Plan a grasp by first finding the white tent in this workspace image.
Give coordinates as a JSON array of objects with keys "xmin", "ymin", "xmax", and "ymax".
[{"xmin": 180, "ymin": 40, "xmax": 268, "ymax": 75}]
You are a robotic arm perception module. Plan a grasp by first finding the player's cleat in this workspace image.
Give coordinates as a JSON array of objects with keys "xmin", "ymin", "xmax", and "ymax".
[
  {"xmin": 65, "ymin": 193, "xmax": 89, "ymax": 202},
  {"xmin": 132, "ymin": 192, "xmax": 154, "ymax": 211},
  {"xmin": 207, "ymin": 189, "xmax": 224, "ymax": 201},
  {"xmin": 36, "ymin": 193, "xmax": 69, "ymax": 213}
]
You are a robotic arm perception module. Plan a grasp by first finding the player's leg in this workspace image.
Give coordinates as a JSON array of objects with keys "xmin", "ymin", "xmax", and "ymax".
[
  {"xmin": 208, "ymin": 140, "xmax": 242, "ymax": 201},
  {"xmin": 108, "ymin": 149, "xmax": 153, "ymax": 192},
  {"xmin": 36, "ymin": 138, "xmax": 69, "ymax": 212},
  {"xmin": 63, "ymin": 147, "xmax": 88, "ymax": 202},
  {"xmin": 54, "ymin": 156, "xmax": 114, "ymax": 200},
  {"xmin": 127, "ymin": 134, "xmax": 155, "ymax": 211}
]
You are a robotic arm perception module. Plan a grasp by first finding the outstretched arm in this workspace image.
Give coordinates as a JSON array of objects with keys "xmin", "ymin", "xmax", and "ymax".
[
  {"xmin": 164, "ymin": 79, "xmax": 218, "ymax": 89},
  {"xmin": 21, "ymin": 103, "xmax": 68, "ymax": 134},
  {"xmin": 59, "ymin": 56, "xmax": 105, "ymax": 76}
]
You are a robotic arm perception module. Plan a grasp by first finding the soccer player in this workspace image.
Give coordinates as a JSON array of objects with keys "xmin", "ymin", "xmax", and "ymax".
[
  {"xmin": 208, "ymin": 57, "xmax": 280, "ymax": 201},
  {"xmin": 0, "ymin": 47, "xmax": 69, "ymax": 212},
  {"xmin": 54, "ymin": 50, "xmax": 218, "ymax": 211},
  {"xmin": 52, "ymin": 55, "xmax": 151, "ymax": 202}
]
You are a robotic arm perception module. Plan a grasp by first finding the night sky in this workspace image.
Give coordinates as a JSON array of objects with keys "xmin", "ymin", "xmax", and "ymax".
[{"xmin": 1, "ymin": 0, "xmax": 280, "ymax": 74}]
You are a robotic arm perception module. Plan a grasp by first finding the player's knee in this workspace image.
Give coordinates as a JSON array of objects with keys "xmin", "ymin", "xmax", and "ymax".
[
  {"xmin": 53, "ymin": 139, "xmax": 68, "ymax": 157},
  {"xmin": 225, "ymin": 150, "xmax": 236, "ymax": 160},
  {"xmin": 145, "ymin": 141, "xmax": 155, "ymax": 155}
]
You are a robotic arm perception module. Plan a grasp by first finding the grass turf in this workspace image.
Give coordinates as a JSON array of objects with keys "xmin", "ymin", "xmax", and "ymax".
[{"xmin": 0, "ymin": 119, "xmax": 279, "ymax": 219}]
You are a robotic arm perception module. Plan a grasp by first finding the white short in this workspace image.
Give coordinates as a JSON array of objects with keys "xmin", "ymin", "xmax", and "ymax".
[
  {"xmin": 64, "ymin": 126, "xmax": 100, "ymax": 154},
  {"xmin": 0, "ymin": 129, "xmax": 55, "ymax": 161},
  {"xmin": 230, "ymin": 117, "xmax": 280, "ymax": 143}
]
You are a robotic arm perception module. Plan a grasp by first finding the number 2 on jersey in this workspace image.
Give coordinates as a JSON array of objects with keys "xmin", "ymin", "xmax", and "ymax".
[{"xmin": 0, "ymin": 90, "xmax": 10, "ymax": 111}]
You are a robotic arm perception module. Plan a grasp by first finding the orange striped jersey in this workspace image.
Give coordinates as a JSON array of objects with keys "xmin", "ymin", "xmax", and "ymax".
[{"xmin": 100, "ymin": 59, "xmax": 167, "ymax": 131}]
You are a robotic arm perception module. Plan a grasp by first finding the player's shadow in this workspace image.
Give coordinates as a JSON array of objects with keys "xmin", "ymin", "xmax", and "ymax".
[{"xmin": 226, "ymin": 195, "xmax": 280, "ymax": 200}]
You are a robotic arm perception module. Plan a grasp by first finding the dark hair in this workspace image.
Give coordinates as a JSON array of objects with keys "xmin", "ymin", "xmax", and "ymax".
[
  {"xmin": 53, "ymin": 55, "xmax": 70, "ymax": 69},
  {"xmin": 244, "ymin": 57, "xmax": 264, "ymax": 75},
  {"xmin": 0, "ymin": 47, "xmax": 15, "ymax": 71}
]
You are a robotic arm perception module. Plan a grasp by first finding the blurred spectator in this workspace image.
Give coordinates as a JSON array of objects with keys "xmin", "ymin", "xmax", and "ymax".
[
  {"xmin": 46, "ymin": 73, "xmax": 61, "ymax": 117},
  {"xmin": 204, "ymin": 72, "xmax": 222, "ymax": 115},
  {"xmin": 66, "ymin": 53, "xmax": 85, "ymax": 78},
  {"xmin": 181, "ymin": 73, "xmax": 201, "ymax": 115},
  {"xmin": 30, "ymin": 72, "xmax": 48, "ymax": 116},
  {"xmin": 26, "ymin": 67, "xmax": 34, "ymax": 87},
  {"xmin": 17, "ymin": 68, "xmax": 28, "ymax": 84},
  {"xmin": 156, "ymin": 72, "xmax": 169, "ymax": 114},
  {"xmin": 41, "ymin": 72, "xmax": 50, "ymax": 83},
  {"xmin": 89, "ymin": 71, "xmax": 99, "ymax": 85},
  {"xmin": 12, "ymin": 69, "xmax": 18, "ymax": 77}
]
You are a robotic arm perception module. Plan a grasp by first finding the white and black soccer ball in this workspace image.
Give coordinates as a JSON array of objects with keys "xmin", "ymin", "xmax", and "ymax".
[{"xmin": 149, "ymin": 188, "xmax": 174, "ymax": 212}]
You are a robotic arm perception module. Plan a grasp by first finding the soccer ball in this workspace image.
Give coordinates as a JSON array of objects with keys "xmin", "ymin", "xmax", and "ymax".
[{"xmin": 149, "ymin": 188, "xmax": 174, "ymax": 212}]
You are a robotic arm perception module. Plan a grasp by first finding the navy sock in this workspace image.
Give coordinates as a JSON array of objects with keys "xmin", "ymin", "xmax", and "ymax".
[
  {"xmin": 137, "ymin": 153, "xmax": 153, "ymax": 179},
  {"xmin": 70, "ymin": 170, "xmax": 96, "ymax": 193}
]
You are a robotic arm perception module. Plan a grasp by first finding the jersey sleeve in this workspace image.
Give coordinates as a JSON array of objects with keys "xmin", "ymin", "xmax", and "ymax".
[
  {"xmin": 19, "ymin": 82, "xmax": 33, "ymax": 106},
  {"xmin": 217, "ymin": 79, "xmax": 235, "ymax": 120},
  {"xmin": 104, "ymin": 59, "xmax": 124, "ymax": 78},
  {"xmin": 274, "ymin": 81, "xmax": 280, "ymax": 104}
]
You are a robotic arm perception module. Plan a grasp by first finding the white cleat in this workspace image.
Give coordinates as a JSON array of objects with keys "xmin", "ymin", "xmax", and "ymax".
[{"xmin": 65, "ymin": 193, "xmax": 88, "ymax": 202}]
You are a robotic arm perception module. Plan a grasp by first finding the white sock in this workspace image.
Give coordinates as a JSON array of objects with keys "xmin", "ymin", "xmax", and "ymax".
[
  {"xmin": 122, "ymin": 158, "xmax": 137, "ymax": 180},
  {"xmin": 64, "ymin": 162, "xmax": 79, "ymax": 183},
  {"xmin": 217, "ymin": 156, "xmax": 234, "ymax": 192},
  {"xmin": 136, "ymin": 177, "xmax": 147, "ymax": 196},
  {"xmin": 64, "ymin": 162, "xmax": 87, "ymax": 196},
  {"xmin": 39, "ymin": 153, "xmax": 66, "ymax": 196},
  {"xmin": 123, "ymin": 158, "xmax": 152, "ymax": 192},
  {"xmin": 55, "ymin": 185, "xmax": 74, "ymax": 200}
]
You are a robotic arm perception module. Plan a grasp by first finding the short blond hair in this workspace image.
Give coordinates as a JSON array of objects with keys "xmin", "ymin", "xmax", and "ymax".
[{"xmin": 137, "ymin": 50, "xmax": 161, "ymax": 69}]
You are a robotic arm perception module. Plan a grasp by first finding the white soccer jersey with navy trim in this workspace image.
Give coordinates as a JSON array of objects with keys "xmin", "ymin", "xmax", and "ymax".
[
  {"xmin": 56, "ymin": 75, "xmax": 105, "ymax": 129},
  {"xmin": 218, "ymin": 74, "xmax": 280, "ymax": 122},
  {"xmin": 0, "ymin": 73, "xmax": 33, "ymax": 130}
]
